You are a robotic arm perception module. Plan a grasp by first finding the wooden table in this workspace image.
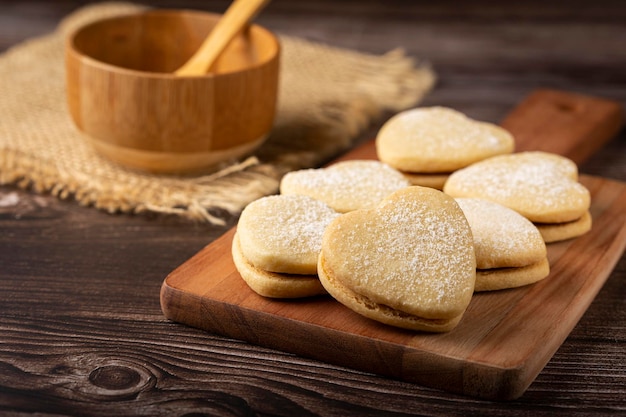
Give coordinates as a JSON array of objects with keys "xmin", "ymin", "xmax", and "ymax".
[{"xmin": 1, "ymin": 1, "xmax": 624, "ymax": 415}]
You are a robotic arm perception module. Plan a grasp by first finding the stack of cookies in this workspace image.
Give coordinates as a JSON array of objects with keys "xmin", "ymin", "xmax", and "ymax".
[
  {"xmin": 443, "ymin": 151, "xmax": 592, "ymax": 243},
  {"xmin": 233, "ymin": 194, "xmax": 339, "ymax": 298},
  {"xmin": 376, "ymin": 107, "xmax": 515, "ymax": 189},
  {"xmin": 231, "ymin": 106, "xmax": 592, "ymax": 333},
  {"xmin": 454, "ymin": 198, "xmax": 549, "ymax": 291}
]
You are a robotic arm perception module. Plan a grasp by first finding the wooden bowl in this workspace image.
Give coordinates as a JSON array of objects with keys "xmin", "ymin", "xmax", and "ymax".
[{"xmin": 65, "ymin": 9, "xmax": 280, "ymax": 174}]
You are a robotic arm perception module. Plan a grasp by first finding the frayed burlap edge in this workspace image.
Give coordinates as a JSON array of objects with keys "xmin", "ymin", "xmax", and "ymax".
[{"xmin": 0, "ymin": 2, "xmax": 435, "ymax": 225}]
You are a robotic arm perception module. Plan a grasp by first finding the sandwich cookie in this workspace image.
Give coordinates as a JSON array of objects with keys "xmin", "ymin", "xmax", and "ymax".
[
  {"xmin": 376, "ymin": 107, "xmax": 515, "ymax": 189},
  {"xmin": 455, "ymin": 198, "xmax": 549, "ymax": 291},
  {"xmin": 233, "ymin": 194, "xmax": 340, "ymax": 298},
  {"xmin": 318, "ymin": 186, "xmax": 476, "ymax": 332},
  {"xmin": 443, "ymin": 151, "xmax": 592, "ymax": 242}
]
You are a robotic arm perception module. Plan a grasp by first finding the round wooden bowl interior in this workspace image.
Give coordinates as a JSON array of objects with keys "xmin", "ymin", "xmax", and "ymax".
[{"xmin": 71, "ymin": 10, "xmax": 277, "ymax": 73}]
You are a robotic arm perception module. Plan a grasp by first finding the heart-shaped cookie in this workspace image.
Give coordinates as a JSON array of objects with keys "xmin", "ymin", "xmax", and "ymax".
[
  {"xmin": 280, "ymin": 160, "xmax": 410, "ymax": 213},
  {"xmin": 376, "ymin": 106, "xmax": 514, "ymax": 174},
  {"xmin": 237, "ymin": 194, "xmax": 340, "ymax": 274},
  {"xmin": 443, "ymin": 151, "xmax": 590, "ymax": 224},
  {"xmin": 455, "ymin": 198, "xmax": 549, "ymax": 291},
  {"xmin": 318, "ymin": 186, "xmax": 476, "ymax": 332},
  {"xmin": 234, "ymin": 194, "xmax": 340, "ymax": 298}
]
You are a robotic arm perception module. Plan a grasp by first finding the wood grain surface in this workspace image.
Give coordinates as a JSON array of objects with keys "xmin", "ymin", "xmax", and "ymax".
[
  {"xmin": 161, "ymin": 90, "xmax": 626, "ymax": 400},
  {"xmin": 1, "ymin": 1, "xmax": 625, "ymax": 415}
]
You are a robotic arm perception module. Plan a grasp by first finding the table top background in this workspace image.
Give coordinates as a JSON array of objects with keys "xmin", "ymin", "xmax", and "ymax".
[{"xmin": 1, "ymin": 1, "xmax": 624, "ymax": 415}]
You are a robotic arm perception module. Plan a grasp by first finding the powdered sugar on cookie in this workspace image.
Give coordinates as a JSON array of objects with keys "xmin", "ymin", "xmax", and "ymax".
[
  {"xmin": 376, "ymin": 107, "xmax": 514, "ymax": 173},
  {"xmin": 444, "ymin": 151, "xmax": 590, "ymax": 223},
  {"xmin": 385, "ymin": 108, "xmax": 503, "ymax": 153},
  {"xmin": 238, "ymin": 194, "xmax": 340, "ymax": 274},
  {"xmin": 321, "ymin": 186, "xmax": 475, "ymax": 320},
  {"xmin": 455, "ymin": 198, "xmax": 547, "ymax": 269},
  {"xmin": 280, "ymin": 160, "xmax": 410, "ymax": 213}
]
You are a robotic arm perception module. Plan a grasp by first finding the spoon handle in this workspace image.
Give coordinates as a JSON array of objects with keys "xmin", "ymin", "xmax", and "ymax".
[{"xmin": 175, "ymin": 0, "xmax": 271, "ymax": 76}]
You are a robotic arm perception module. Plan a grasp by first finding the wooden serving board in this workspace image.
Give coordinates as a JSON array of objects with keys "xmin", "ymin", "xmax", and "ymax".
[{"xmin": 160, "ymin": 89, "xmax": 626, "ymax": 400}]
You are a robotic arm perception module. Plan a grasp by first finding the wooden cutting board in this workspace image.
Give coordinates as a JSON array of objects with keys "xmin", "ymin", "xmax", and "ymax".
[{"xmin": 160, "ymin": 89, "xmax": 626, "ymax": 400}]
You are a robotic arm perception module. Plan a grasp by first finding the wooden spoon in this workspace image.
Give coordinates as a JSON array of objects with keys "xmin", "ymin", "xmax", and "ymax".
[{"xmin": 175, "ymin": 0, "xmax": 271, "ymax": 76}]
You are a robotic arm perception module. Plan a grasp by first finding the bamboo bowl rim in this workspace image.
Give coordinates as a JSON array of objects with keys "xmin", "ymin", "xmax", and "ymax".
[{"xmin": 66, "ymin": 9, "xmax": 280, "ymax": 79}]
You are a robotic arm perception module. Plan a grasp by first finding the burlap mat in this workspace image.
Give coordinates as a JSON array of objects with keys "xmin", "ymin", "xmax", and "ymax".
[{"xmin": 0, "ymin": 2, "xmax": 435, "ymax": 225}]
